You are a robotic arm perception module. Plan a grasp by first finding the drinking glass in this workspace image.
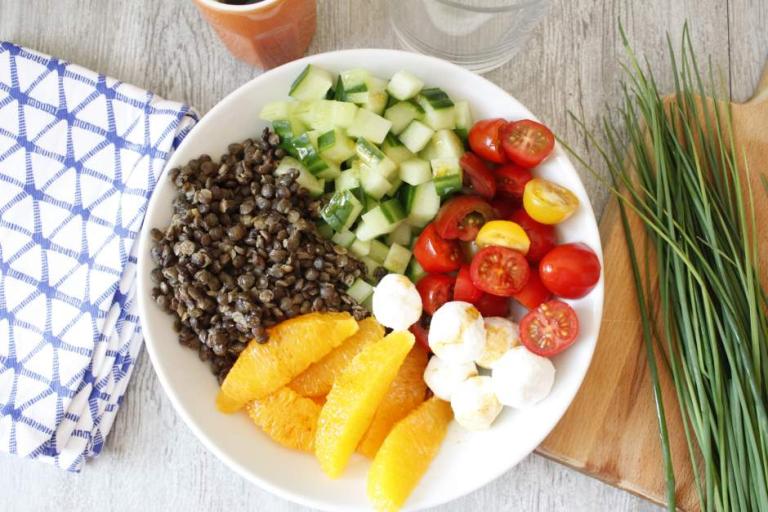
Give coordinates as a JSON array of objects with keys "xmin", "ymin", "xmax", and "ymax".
[{"xmin": 388, "ymin": 0, "xmax": 551, "ymax": 73}]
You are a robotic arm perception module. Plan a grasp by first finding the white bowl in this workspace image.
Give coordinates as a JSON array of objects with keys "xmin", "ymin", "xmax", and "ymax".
[{"xmin": 137, "ymin": 49, "xmax": 604, "ymax": 512}]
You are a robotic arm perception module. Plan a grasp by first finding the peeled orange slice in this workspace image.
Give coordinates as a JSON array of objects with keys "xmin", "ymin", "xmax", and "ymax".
[{"xmin": 246, "ymin": 387, "xmax": 321, "ymax": 452}]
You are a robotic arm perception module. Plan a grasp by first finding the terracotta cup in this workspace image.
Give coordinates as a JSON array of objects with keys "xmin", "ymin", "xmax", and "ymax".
[{"xmin": 193, "ymin": 0, "xmax": 317, "ymax": 69}]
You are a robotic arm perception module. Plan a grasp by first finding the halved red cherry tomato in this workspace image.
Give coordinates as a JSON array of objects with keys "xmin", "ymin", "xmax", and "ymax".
[
  {"xmin": 539, "ymin": 243, "xmax": 601, "ymax": 299},
  {"xmin": 459, "ymin": 152, "xmax": 497, "ymax": 198},
  {"xmin": 416, "ymin": 274, "xmax": 455, "ymax": 315},
  {"xmin": 468, "ymin": 118, "xmax": 508, "ymax": 164},
  {"xmin": 509, "ymin": 209, "xmax": 556, "ymax": 263},
  {"xmin": 491, "ymin": 197, "xmax": 517, "ymax": 218},
  {"xmin": 410, "ymin": 318, "xmax": 431, "ymax": 352},
  {"xmin": 474, "ymin": 293, "xmax": 510, "ymax": 317},
  {"xmin": 520, "ymin": 300, "xmax": 579, "ymax": 356},
  {"xmin": 469, "ymin": 246, "xmax": 530, "ymax": 296},
  {"xmin": 494, "ymin": 164, "xmax": 532, "ymax": 199},
  {"xmin": 434, "ymin": 195, "xmax": 495, "ymax": 242},
  {"xmin": 454, "ymin": 265, "xmax": 483, "ymax": 303},
  {"xmin": 500, "ymin": 119, "xmax": 555, "ymax": 168},
  {"xmin": 512, "ymin": 269, "xmax": 552, "ymax": 309},
  {"xmin": 412, "ymin": 223, "xmax": 463, "ymax": 273}
]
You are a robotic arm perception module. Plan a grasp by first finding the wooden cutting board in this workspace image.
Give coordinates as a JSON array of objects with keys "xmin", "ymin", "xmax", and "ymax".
[{"xmin": 536, "ymin": 63, "xmax": 768, "ymax": 511}]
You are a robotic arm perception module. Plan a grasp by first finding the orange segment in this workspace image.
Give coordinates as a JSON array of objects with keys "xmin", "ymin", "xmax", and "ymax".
[
  {"xmin": 358, "ymin": 345, "xmax": 428, "ymax": 458},
  {"xmin": 245, "ymin": 387, "xmax": 321, "ymax": 452},
  {"xmin": 367, "ymin": 397, "xmax": 453, "ymax": 512},
  {"xmin": 289, "ymin": 317, "xmax": 384, "ymax": 397},
  {"xmin": 315, "ymin": 330, "xmax": 415, "ymax": 478},
  {"xmin": 217, "ymin": 312, "xmax": 358, "ymax": 412}
]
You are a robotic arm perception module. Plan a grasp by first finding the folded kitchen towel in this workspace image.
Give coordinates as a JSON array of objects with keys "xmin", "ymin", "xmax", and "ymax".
[{"xmin": 0, "ymin": 41, "xmax": 198, "ymax": 471}]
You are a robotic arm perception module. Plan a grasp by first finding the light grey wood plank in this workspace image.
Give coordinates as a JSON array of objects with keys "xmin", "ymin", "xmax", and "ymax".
[{"xmin": 0, "ymin": 0, "xmax": 764, "ymax": 511}]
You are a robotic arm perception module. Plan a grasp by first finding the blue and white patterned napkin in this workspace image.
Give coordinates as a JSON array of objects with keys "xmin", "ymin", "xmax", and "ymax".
[{"xmin": 0, "ymin": 41, "xmax": 198, "ymax": 471}]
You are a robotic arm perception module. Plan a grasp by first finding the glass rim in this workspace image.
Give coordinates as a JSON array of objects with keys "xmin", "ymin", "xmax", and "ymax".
[{"xmin": 434, "ymin": 0, "xmax": 546, "ymax": 13}]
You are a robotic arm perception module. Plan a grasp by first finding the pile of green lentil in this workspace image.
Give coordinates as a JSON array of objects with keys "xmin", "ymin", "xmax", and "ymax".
[{"xmin": 150, "ymin": 129, "xmax": 368, "ymax": 382}]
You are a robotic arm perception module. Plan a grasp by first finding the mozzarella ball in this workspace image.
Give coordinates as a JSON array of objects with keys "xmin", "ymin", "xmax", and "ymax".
[
  {"xmin": 475, "ymin": 317, "xmax": 520, "ymax": 369},
  {"xmin": 372, "ymin": 274, "xmax": 422, "ymax": 330},
  {"xmin": 423, "ymin": 356, "xmax": 478, "ymax": 401},
  {"xmin": 492, "ymin": 346, "xmax": 555, "ymax": 408},
  {"xmin": 428, "ymin": 301, "xmax": 486, "ymax": 363},
  {"xmin": 450, "ymin": 376, "xmax": 503, "ymax": 431}
]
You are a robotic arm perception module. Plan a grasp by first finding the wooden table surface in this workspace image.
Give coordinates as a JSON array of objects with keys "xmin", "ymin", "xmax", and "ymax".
[{"xmin": 0, "ymin": 0, "xmax": 765, "ymax": 510}]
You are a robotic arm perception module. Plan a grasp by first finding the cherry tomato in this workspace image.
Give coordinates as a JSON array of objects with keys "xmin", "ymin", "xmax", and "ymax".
[
  {"xmin": 519, "ymin": 300, "xmax": 579, "ymax": 356},
  {"xmin": 512, "ymin": 268, "xmax": 552, "ymax": 309},
  {"xmin": 475, "ymin": 220, "xmax": 530, "ymax": 254},
  {"xmin": 454, "ymin": 265, "xmax": 484, "ymax": 303},
  {"xmin": 459, "ymin": 152, "xmax": 497, "ymax": 199},
  {"xmin": 523, "ymin": 178, "xmax": 579, "ymax": 225},
  {"xmin": 468, "ymin": 118, "xmax": 508, "ymax": 164},
  {"xmin": 474, "ymin": 293, "xmax": 510, "ymax": 317},
  {"xmin": 500, "ymin": 119, "xmax": 555, "ymax": 168},
  {"xmin": 416, "ymin": 274, "xmax": 456, "ymax": 315},
  {"xmin": 494, "ymin": 164, "xmax": 532, "ymax": 199},
  {"xmin": 413, "ymin": 223, "xmax": 463, "ymax": 273},
  {"xmin": 410, "ymin": 318, "xmax": 431, "ymax": 352},
  {"xmin": 539, "ymin": 243, "xmax": 601, "ymax": 299},
  {"xmin": 469, "ymin": 246, "xmax": 530, "ymax": 296},
  {"xmin": 509, "ymin": 209, "xmax": 556, "ymax": 263},
  {"xmin": 491, "ymin": 197, "xmax": 517, "ymax": 219},
  {"xmin": 434, "ymin": 195, "xmax": 495, "ymax": 242}
]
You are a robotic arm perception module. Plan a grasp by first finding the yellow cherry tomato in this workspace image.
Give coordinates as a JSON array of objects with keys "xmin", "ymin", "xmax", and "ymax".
[
  {"xmin": 475, "ymin": 220, "xmax": 531, "ymax": 254},
  {"xmin": 523, "ymin": 178, "xmax": 579, "ymax": 225}
]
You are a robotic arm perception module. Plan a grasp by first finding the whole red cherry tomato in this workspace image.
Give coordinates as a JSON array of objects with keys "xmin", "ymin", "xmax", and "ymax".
[
  {"xmin": 509, "ymin": 209, "xmax": 556, "ymax": 263},
  {"xmin": 468, "ymin": 118, "xmax": 508, "ymax": 164},
  {"xmin": 539, "ymin": 243, "xmax": 601, "ymax": 298},
  {"xmin": 519, "ymin": 300, "xmax": 579, "ymax": 356},
  {"xmin": 495, "ymin": 164, "xmax": 533, "ymax": 199},
  {"xmin": 500, "ymin": 119, "xmax": 555, "ymax": 168},
  {"xmin": 470, "ymin": 246, "xmax": 530, "ymax": 296},
  {"xmin": 453, "ymin": 265, "xmax": 484, "ymax": 303},
  {"xmin": 512, "ymin": 268, "xmax": 552, "ymax": 309},
  {"xmin": 474, "ymin": 293, "xmax": 510, "ymax": 317},
  {"xmin": 433, "ymin": 195, "xmax": 495, "ymax": 242},
  {"xmin": 412, "ymin": 223, "xmax": 463, "ymax": 273},
  {"xmin": 416, "ymin": 274, "xmax": 456, "ymax": 315},
  {"xmin": 459, "ymin": 152, "xmax": 497, "ymax": 198},
  {"xmin": 490, "ymin": 197, "xmax": 517, "ymax": 219}
]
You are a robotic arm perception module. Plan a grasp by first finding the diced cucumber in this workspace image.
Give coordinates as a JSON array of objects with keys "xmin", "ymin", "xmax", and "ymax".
[
  {"xmin": 356, "ymin": 202, "xmax": 404, "ymax": 241},
  {"xmin": 381, "ymin": 133, "xmax": 415, "ymax": 163},
  {"xmin": 386, "ymin": 223, "xmax": 412, "ymax": 246},
  {"xmin": 340, "ymin": 69, "xmax": 371, "ymax": 93},
  {"xmin": 275, "ymin": 157, "xmax": 325, "ymax": 197},
  {"xmin": 383, "ymin": 243, "xmax": 412, "ymax": 274},
  {"xmin": 347, "ymin": 108, "xmax": 392, "ymax": 145},
  {"xmin": 272, "ymin": 118, "xmax": 307, "ymax": 144},
  {"xmin": 397, "ymin": 184, "xmax": 416, "ymax": 214},
  {"xmin": 306, "ymin": 129, "xmax": 321, "ymax": 149},
  {"xmin": 331, "ymin": 230, "xmax": 356, "ymax": 248},
  {"xmin": 290, "ymin": 64, "xmax": 334, "ymax": 101},
  {"xmin": 350, "ymin": 238, "xmax": 371, "ymax": 258},
  {"xmin": 335, "ymin": 168, "xmax": 360, "ymax": 191},
  {"xmin": 320, "ymin": 189, "xmax": 363, "ymax": 232},
  {"xmin": 317, "ymin": 221, "xmax": 334, "ymax": 240},
  {"xmin": 362, "ymin": 293, "xmax": 374, "ymax": 311},
  {"xmin": 316, "ymin": 160, "xmax": 341, "ymax": 180},
  {"xmin": 380, "ymin": 198, "xmax": 406, "ymax": 223},
  {"xmin": 318, "ymin": 128, "xmax": 356, "ymax": 163},
  {"xmin": 298, "ymin": 100, "xmax": 358, "ymax": 130},
  {"xmin": 454, "ymin": 100, "xmax": 472, "ymax": 140},
  {"xmin": 387, "ymin": 70, "xmax": 424, "ymax": 101},
  {"xmin": 355, "ymin": 138, "xmax": 397, "ymax": 180},
  {"xmin": 348, "ymin": 89, "xmax": 389, "ymax": 115},
  {"xmin": 360, "ymin": 256, "xmax": 380, "ymax": 282},
  {"xmin": 333, "ymin": 75, "xmax": 346, "ymax": 101},
  {"xmin": 406, "ymin": 258, "xmax": 427, "ymax": 283},
  {"xmin": 416, "ymin": 88, "xmax": 456, "ymax": 130},
  {"xmin": 284, "ymin": 133, "xmax": 328, "ymax": 175},
  {"xmin": 431, "ymin": 157, "xmax": 463, "ymax": 197},
  {"xmin": 360, "ymin": 164, "xmax": 392, "ymax": 200},
  {"xmin": 407, "ymin": 181, "xmax": 440, "ymax": 227},
  {"xmin": 368, "ymin": 239, "xmax": 390, "ymax": 264},
  {"xmin": 434, "ymin": 173, "xmax": 463, "ymax": 197},
  {"xmin": 347, "ymin": 278, "xmax": 374, "ymax": 304},
  {"xmin": 386, "ymin": 177, "xmax": 402, "ymax": 197},
  {"xmin": 384, "ymin": 101, "xmax": 423, "ymax": 135},
  {"xmin": 260, "ymin": 101, "xmax": 294, "ymax": 121},
  {"xmin": 399, "ymin": 158, "xmax": 432, "ymax": 186},
  {"xmin": 420, "ymin": 129, "xmax": 465, "ymax": 160},
  {"xmin": 367, "ymin": 75, "xmax": 388, "ymax": 91},
  {"xmin": 399, "ymin": 120, "xmax": 435, "ymax": 153}
]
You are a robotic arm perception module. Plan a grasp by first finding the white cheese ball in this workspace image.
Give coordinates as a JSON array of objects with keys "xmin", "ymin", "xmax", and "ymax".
[
  {"xmin": 492, "ymin": 346, "xmax": 555, "ymax": 408},
  {"xmin": 475, "ymin": 317, "xmax": 520, "ymax": 369},
  {"xmin": 423, "ymin": 356, "xmax": 478, "ymax": 401},
  {"xmin": 428, "ymin": 301, "xmax": 486, "ymax": 363},
  {"xmin": 372, "ymin": 274, "xmax": 422, "ymax": 330},
  {"xmin": 450, "ymin": 376, "xmax": 503, "ymax": 431}
]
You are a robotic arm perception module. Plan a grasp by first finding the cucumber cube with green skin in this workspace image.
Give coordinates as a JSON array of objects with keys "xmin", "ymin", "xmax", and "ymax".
[
  {"xmin": 386, "ymin": 223, "xmax": 412, "ymax": 247},
  {"xmin": 399, "ymin": 158, "xmax": 432, "ymax": 186},
  {"xmin": 420, "ymin": 129, "xmax": 465, "ymax": 160},
  {"xmin": 381, "ymin": 133, "xmax": 415, "ymax": 163},
  {"xmin": 434, "ymin": 173, "xmax": 463, "ymax": 197},
  {"xmin": 406, "ymin": 258, "xmax": 427, "ymax": 283},
  {"xmin": 315, "ymin": 160, "xmax": 341, "ymax": 180},
  {"xmin": 368, "ymin": 239, "xmax": 390, "ymax": 264},
  {"xmin": 356, "ymin": 201, "xmax": 405, "ymax": 241},
  {"xmin": 454, "ymin": 100, "xmax": 472, "ymax": 131},
  {"xmin": 383, "ymin": 243, "xmax": 412, "ymax": 274},
  {"xmin": 290, "ymin": 65, "xmax": 334, "ymax": 101},
  {"xmin": 275, "ymin": 157, "xmax": 325, "ymax": 198},
  {"xmin": 384, "ymin": 101, "xmax": 423, "ymax": 135},
  {"xmin": 318, "ymin": 128, "xmax": 356, "ymax": 163},
  {"xmin": 355, "ymin": 138, "xmax": 397, "ymax": 180},
  {"xmin": 347, "ymin": 108, "xmax": 392, "ymax": 144},
  {"xmin": 417, "ymin": 88, "xmax": 456, "ymax": 130},
  {"xmin": 335, "ymin": 168, "xmax": 361, "ymax": 191},
  {"xmin": 407, "ymin": 181, "xmax": 440, "ymax": 227},
  {"xmin": 430, "ymin": 157, "xmax": 463, "ymax": 197},
  {"xmin": 320, "ymin": 189, "xmax": 363, "ymax": 232},
  {"xmin": 360, "ymin": 164, "xmax": 392, "ymax": 200},
  {"xmin": 260, "ymin": 101, "xmax": 294, "ymax": 122},
  {"xmin": 348, "ymin": 89, "xmax": 389, "ymax": 115},
  {"xmin": 299, "ymin": 100, "xmax": 359, "ymax": 130},
  {"xmin": 346, "ymin": 278, "xmax": 374, "ymax": 304},
  {"xmin": 399, "ymin": 120, "xmax": 435, "ymax": 153},
  {"xmin": 340, "ymin": 69, "xmax": 371, "ymax": 92},
  {"xmin": 397, "ymin": 183, "xmax": 416, "ymax": 214},
  {"xmin": 387, "ymin": 70, "xmax": 425, "ymax": 101},
  {"xmin": 385, "ymin": 177, "xmax": 402, "ymax": 197},
  {"xmin": 331, "ymin": 230, "xmax": 356, "ymax": 248},
  {"xmin": 350, "ymin": 238, "xmax": 372, "ymax": 258}
]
